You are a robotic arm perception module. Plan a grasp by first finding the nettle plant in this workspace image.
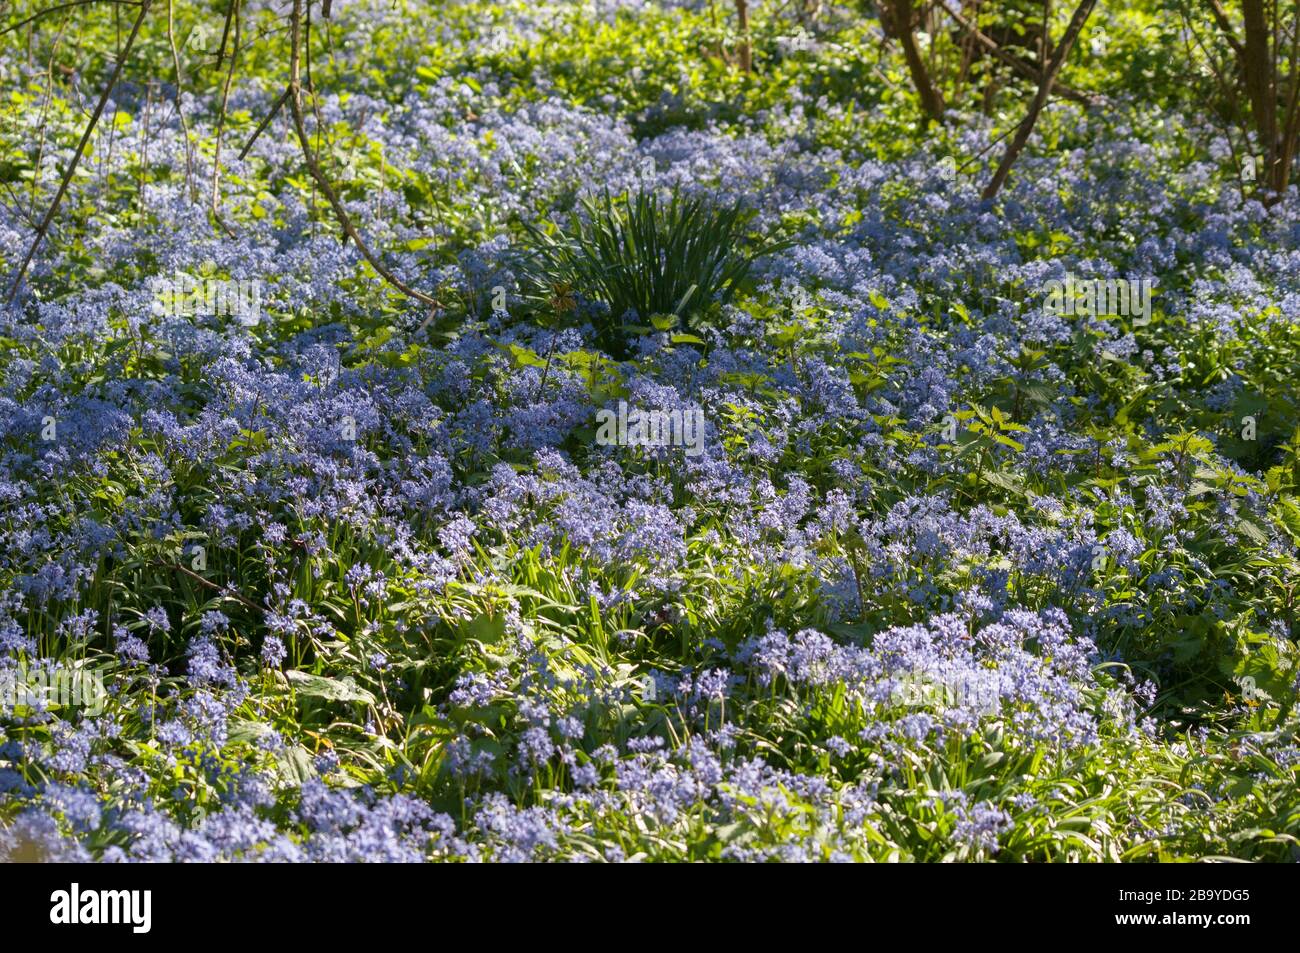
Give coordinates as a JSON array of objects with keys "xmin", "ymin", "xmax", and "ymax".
[{"xmin": 521, "ymin": 187, "xmax": 787, "ymax": 357}]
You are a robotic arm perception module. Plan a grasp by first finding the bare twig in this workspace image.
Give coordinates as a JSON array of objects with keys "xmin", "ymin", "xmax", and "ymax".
[
  {"xmin": 885, "ymin": 0, "xmax": 945, "ymax": 122},
  {"xmin": 237, "ymin": 85, "xmax": 290, "ymax": 160},
  {"xmin": 286, "ymin": 0, "xmax": 437, "ymax": 307},
  {"xmin": 213, "ymin": 0, "xmax": 236, "ymax": 71},
  {"xmin": 0, "ymin": 0, "xmax": 138, "ymax": 39},
  {"xmin": 156, "ymin": 561, "xmax": 262, "ymax": 612},
  {"xmin": 734, "ymin": 0, "xmax": 751, "ymax": 72},
  {"xmin": 210, "ymin": 0, "xmax": 241, "ymax": 223},
  {"xmin": 937, "ymin": 0, "xmax": 1102, "ymax": 105},
  {"xmin": 0, "ymin": 182, "xmax": 40, "ymax": 228},
  {"xmin": 1207, "ymin": 0, "xmax": 1245, "ymax": 58},
  {"xmin": 6, "ymin": 0, "xmax": 151, "ymax": 303},
  {"xmin": 29, "ymin": 14, "xmax": 71, "ymax": 211},
  {"xmin": 166, "ymin": 0, "xmax": 196, "ymax": 201},
  {"xmin": 982, "ymin": 0, "xmax": 1097, "ymax": 200},
  {"xmin": 1205, "ymin": 0, "xmax": 1300, "ymax": 199},
  {"xmin": 1178, "ymin": 1, "xmax": 1251, "ymax": 201}
]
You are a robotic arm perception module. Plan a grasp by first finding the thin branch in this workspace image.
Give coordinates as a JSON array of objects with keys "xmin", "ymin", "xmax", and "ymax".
[
  {"xmin": 210, "ymin": 0, "xmax": 241, "ymax": 224},
  {"xmin": 29, "ymin": 14, "xmax": 71, "ymax": 210},
  {"xmin": 1279, "ymin": 6, "xmax": 1300, "ymax": 190},
  {"xmin": 0, "ymin": 182, "xmax": 41, "ymax": 228},
  {"xmin": 734, "ymin": 0, "xmax": 751, "ymax": 73},
  {"xmin": 982, "ymin": 0, "xmax": 1097, "ymax": 200},
  {"xmin": 937, "ymin": 0, "xmax": 1102, "ymax": 105},
  {"xmin": 0, "ymin": 0, "xmax": 138, "ymax": 39},
  {"xmin": 886, "ymin": 0, "xmax": 945, "ymax": 122},
  {"xmin": 156, "ymin": 561, "xmax": 262, "ymax": 612},
  {"xmin": 6, "ymin": 0, "xmax": 151, "ymax": 303},
  {"xmin": 1178, "ymin": 0, "xmax": 1251, "ymax": 201},
  {"xmin": 213, "ymin": 0, "xmax": 236, "ymax": 71},
  {"xmin": 166, "ymin": 0, "xmax": 196, "ymax": 201},
  {"xmin": 237, "ymin": 84, "xmax": 290, "ymax": 160},
  {"xmin": 1208, "ymin": 0, "xmax": 1245, "ymax": 58},
  {"xmin": 286, "ymin": 0, "xmax": 437, "ymax": 307}
]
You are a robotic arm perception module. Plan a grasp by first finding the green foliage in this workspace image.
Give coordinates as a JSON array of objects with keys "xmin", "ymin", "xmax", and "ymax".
[
  {"xmin": 3, "ymin": 0, "xmax": 1300, "ymax": 864},
  {"xmin": 522, "ymin": 188, "xmax": 783, "ymax": 354}
]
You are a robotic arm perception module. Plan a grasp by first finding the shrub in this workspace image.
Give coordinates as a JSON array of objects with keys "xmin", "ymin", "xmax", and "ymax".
[{"xmin": 522, "ymin": 188, "xmax": 783, "ymax": 354}]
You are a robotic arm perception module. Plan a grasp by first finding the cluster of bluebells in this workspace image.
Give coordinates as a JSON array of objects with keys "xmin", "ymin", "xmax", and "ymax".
[
  {"xmin": 1, "ymin": 0, "xmax": 1298, "ymax": 861},
  {"xmin": 734, "ymin": 608, "xmax": 1107, "ymax": 749}
]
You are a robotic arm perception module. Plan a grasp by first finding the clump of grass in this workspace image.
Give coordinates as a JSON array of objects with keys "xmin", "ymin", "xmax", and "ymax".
[{"xmin": 522, "ymin": 187, "xmax": 784, "ymax": 354}]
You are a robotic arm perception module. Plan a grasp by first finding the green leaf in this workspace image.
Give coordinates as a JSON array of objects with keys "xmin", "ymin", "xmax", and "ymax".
[
  {"xmin": 459, "ymin": 612, "xmax": 507, "ymax": 646},
  {"xmin": 981, "ymin": 470, "xmax": 1027, "ymax": 496},
  {"xmin": 276, "ymin": 745, "xmax": 317, "ymax": 784},
  {"xmin": 284, "ymin": 670, "xmax": 376, "ymax": 705}
]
